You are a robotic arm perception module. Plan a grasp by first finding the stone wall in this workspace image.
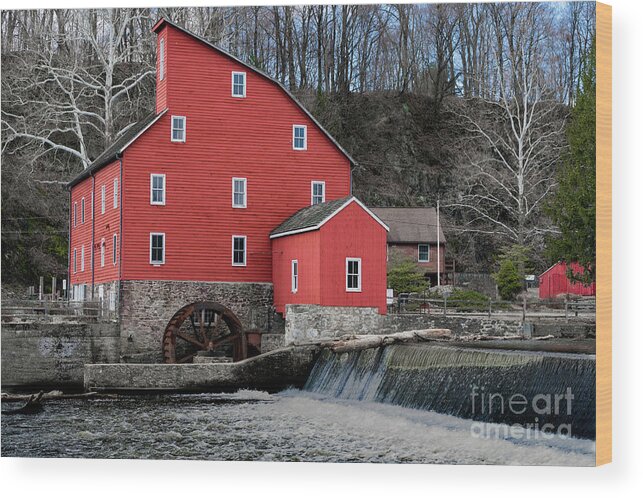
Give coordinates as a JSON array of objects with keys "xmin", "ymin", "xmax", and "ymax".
[
  {"xmin": 284, "ymin": 304, "xmax": 595, "ymax": 344},
  {"xmin": 119, "ymin": 280, "xmax": 284, "ymax": 361},
  {"xmin": 1, "ymin": 320, "xmax": 120, "ymax": 389}
]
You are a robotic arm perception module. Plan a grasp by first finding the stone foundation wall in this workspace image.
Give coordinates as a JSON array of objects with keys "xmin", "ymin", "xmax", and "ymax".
[
  {"xmin": 1, "ymin": 321, "xmax": 120, "ymax": 389},
  {"xmin": 119, "ymin": 280, "xmax": 284, "ymax": 361},
  {"xmin": 284, "ymin": 305, "xmax": 595, "ymax": 344}
]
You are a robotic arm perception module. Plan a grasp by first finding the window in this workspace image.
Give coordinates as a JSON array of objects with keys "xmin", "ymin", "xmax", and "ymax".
[
  {"xmin": 291, "ymin": 260, "xmax": 298, "ymax": 293},
  {"xmin": 232, "ymin": 71, "xmax": 246, "ymax": 97},
  {"xmin": 81, "ymin": 245, "xmax": 85, "ymax": 272},
  {"xmin": 232, "ymin": 177, "xmax": 247, "ymax": 208},
  {"xmin": 113, "ymin": 178, "xmax": 118, "ymax": 208},
  {"xmin": 159, "ymin": 37, "xmax": 165, "ymax": 81},
  {"xmin": 100, "ymin": 239, "xmax": 105, "ymax": 267},
  {"xmin": 112, "ymin": 234, "xmax": 118, "ymax": 265},
  {"xmin": 150, "ymin": 174, "xmax": 166, "ymax": 205},
  {"xmin": 73, "ymin": 248, "xmax": 77, "ymax": 273},
  {"xmin": 346, "ymin": 257, "xmax": 361, "ymax": 292},
  {"xmin": 101, "ymin": 185, "xmax": 106, "ymax": 214},
  {"xmin": 81, "ymin": 197, "xmax": 85, "ymax": 224},
  {"xmin": 73, "ymin": 202, "xmax": 77, "ymax": 227},
  {"xmin": 150, "ymin": 233, "xmax": 165, "ymax": 265},
  {"xmin": 311, "ymin": 181, "xmax": 325, "ymax": 205},
  {"xmin": 293, "ymin": 125, "xmax": 307, "ymax": 150},
  {"xmin": 171, "ymin": 116, "xmax": 186, "ymax": 142},
  {"xmin": 232, "ymin": 236, "xmax": 246, "ymax": 266},
  {"xmin": 418, "ymin": 244, "xmax": 430, "ymax": 262}
]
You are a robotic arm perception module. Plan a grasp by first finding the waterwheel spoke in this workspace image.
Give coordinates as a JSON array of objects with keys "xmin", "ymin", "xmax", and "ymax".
[
  {"xmin": 177, "ymin": 352, "xmax": 197, "ymax": 364},
  {"xmin": 176, "ymin": 331, "xmax": 205, "ymax": 348},
  {"xmin": 209, "ymin": 333, "xmax": 237, "ymax": 349},
  {"xmin": 199, "ymin": 309, "xmax": 206, "ymax": 344}
]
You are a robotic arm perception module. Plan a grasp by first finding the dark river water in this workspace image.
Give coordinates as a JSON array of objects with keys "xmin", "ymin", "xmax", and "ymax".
[{"xmin": 1, "ymin": 390, "xmax": 595, "ymax": 465}]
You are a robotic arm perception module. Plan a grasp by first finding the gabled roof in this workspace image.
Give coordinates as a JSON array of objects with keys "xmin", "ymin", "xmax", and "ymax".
[
  {"xmin": 370, "ymin": 207, "xmax": 446, "ymax": 244},
  {"xmin": 67, "ymin": 110, "xmax": 166, "ymax": 188},
  {"xmin": 270, "ymin": 196, "xmax": 389, "ymax": 239},
  {"xmin": 152, "ymin": 17, "xmax": 357, "ymax": 167}
]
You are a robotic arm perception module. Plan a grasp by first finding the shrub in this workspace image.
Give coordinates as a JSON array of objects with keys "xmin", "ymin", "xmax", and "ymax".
[
  {"xmin": 494, "ymin": 259, "xmax": 523, "ymax": 301},
  {"xmin": 387, "ymin": 260, "xmax": 428, "ymax": 294}
]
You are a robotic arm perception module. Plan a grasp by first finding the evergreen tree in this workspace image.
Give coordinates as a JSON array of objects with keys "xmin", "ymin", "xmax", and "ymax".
[{"xmin": 546, "ymin": 39, "xmax": 596, "ymax": 283}]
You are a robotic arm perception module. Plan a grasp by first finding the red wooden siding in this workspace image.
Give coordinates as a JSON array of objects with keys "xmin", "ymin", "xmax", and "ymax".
[
  {"xmin": 539, "ymin": 261, "xmax": 596, "ymax": 299},
  {"xmin": 388, "ymin": 242, "xmax": 445, "ymax": 273},
  {"xmin": 120, "ymin": 23, "xmax": 351, "ymax": 282},
  {"xmin": 272, "ymin": 201, "xmax": 387, "ymax": 314},
  {"xmin": 155, "ymin": 27, "xmax": 168, "ymax": 113},
  {"xmin": 69, "ymin": 160, "xmax": 121, "ymax": 286}
]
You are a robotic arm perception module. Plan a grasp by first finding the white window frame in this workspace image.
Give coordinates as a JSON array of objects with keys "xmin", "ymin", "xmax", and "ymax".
[
  {"xmin": 101, "ymin": 185, "xmax": 106, "ymax": 214},
  {"xmin": 112, "ymin": 234, "xmax": 118, "ymax": 265},
  {"xmin": 291, "ymin": 259, "xmax": 298, "ymax": 293},
  {"xmin": 150, "ymin": 174, "xmax": 166, "ymax": 205},
  {"xmin": 113, "ymin": 178, "xmax": 118, "ymax": 208},
  {"xmin": 81, "ymin": 245, "xmax": 85, "ymax": 272},
  {"xmin": 100, "ymin": 238, "xmax": 105, "ymax": 267},
  {"xmin": 418, "ymin": 244, "xmax": 430, "ymax": 262},
  {"xmin": 293, "ymin": 125, "xmax": 307, "ymax": 150},
  {"xmin": 159, "ymin": 37, "xmax": 165, "ymax": 81},
  {"xmin": 232, "ymin": 177, "xmax": 247, "ymax": 208},
  {"xmin": 73, "ymin": 248, "xmax": 77, "ymax": 273},
  {"xmin": 232, "ymin": 71, "xmax": 246, "ymax": 98},
  {"xmin": 73, "ymin": 202, "xmax": 77, "ymax": 227},
  {"xmin": 81, "ymin": 197, "xmax": 85, "ymax": 224},
  {"xmin": 150, "ymin": 232, "xmax": 165, "ymax": 265},
  {"xmin": 346, "ymin": 257, "xmax": 362, "ymax": 292},
  {"xmin": 232, "ymin": 235, "xmax": 247, "ymax": 267},
  {"xmin": 311, "ymin": 181, "xmax": 326, "ymax": 205},
  {"xmin": 171, "ymin": 115, "xmax": 186, "ymax": 143}
]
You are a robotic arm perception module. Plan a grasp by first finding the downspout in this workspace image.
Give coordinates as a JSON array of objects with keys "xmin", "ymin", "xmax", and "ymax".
[
  {"xmin": 90, "ymin": 173, "xmax": 96, "ymax": 299},
  {"xmin": 67, "ymin": 189, "xmax": 71, "ymax": 303},
  {"xmin": 349, "ymin": 161, "xmax": 353, "ymax": 196}
]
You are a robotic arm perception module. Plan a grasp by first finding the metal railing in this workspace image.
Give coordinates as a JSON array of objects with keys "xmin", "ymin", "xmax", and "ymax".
[{"xmin": 1, "ymin": 298, "xmax": 117, "ymax": 322}]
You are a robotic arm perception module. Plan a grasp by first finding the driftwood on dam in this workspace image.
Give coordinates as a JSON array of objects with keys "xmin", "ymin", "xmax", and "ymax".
[
  {"xmin": 1, "ymin": 391, "xmax": 45, "ymax": 415},
  {"xmin": 317, "ymin": 329, "xmax": 453, "ymax": 354}
]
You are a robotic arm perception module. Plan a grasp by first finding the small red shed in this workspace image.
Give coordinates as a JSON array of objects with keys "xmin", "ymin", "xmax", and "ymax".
[
  {"xmin": 538, "ymin": 261, "xmax": 596, "ymax": 299},
  {"xmin": 271, "ymin": 197, "xmax": 389, "ymax": 315}
]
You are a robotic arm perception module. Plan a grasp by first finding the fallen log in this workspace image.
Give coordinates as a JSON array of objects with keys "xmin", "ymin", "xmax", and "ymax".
[
  {"xmin": 0, "ymin": 390, "xmax": 114, "ymax": 402},
  {"xmin": 325, "ymin": 329, "xmax": 452, "ymax": 354},
  {"xmin": 1, "ymin": 391, "xmax": 44, "ymax": 415}
]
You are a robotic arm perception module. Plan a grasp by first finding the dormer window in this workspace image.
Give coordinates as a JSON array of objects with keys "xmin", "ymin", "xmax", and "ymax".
[
  {"xmin": 232, "ymin": 72, "xmax": 246, "ymax": 98},
  {"xmin": 159, "ymin": 38, "xmax": 165, "ymax": 81},
  {"xmin": 293, "ymin": 125, "xmax": 307, "ymax": 150},
  {"xmin": 171, "ymin": 116, "xmax": 186, "ymax": 142}
]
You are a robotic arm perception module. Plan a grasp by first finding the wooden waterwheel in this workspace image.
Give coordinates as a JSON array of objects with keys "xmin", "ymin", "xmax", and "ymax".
[{"xmin": 162, "ymin": 301, "xmax": 247, "ymax": 364}]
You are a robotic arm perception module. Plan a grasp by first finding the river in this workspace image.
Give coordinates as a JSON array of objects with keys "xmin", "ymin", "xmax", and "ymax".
[{"xmin": 1, "ymin": 389, "xmax": 595, "ymax": 465}]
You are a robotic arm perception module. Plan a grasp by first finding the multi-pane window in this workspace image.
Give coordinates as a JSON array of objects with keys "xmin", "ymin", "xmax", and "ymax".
[
  {"xmin": 346, "ymin": 257, "xmax": 361, "ymax": 292},
  {"xmin": 171, "ymin": 116, "xmax": 186, "ymax": 142},
  {"xmin": 112, "ymin": 234, "xmax": 118, "ymax": 265},
  {"xmin": 418, "ymin": 244, "xmax": 430, "ymax": 262},
  {"xmin": 101, "ymin": 185, "xmax": 106, "ymax": 214},
  {"xmin": 232, "ymin": 178, "xmax": 247, "ymax": 208},
  {"xmin": 73, "ymin": 248, "xmax": 77, "ymax": 273},
  {"xmin": 151, "ymin": 174, "xmax": 166, "ymax": 205},
  {"xmin": 81, "ymin": 197, "xmax": 85, "ymax": 224},
  {"xmin": 81, "ymin": 245, "xmax": 85, "ymax": 272},
  {"xmin": 159, "ymin": 38, "xmax": 165, "ymax": 81},
  {"xmin": 311, "ymin": 181, "xmax": 325, "ymax": 205},
  {"xmin": 113, "ymin": 178, "xmax": 118, "ymax": 208},
  {"xmin": 73, "ymin": 202, "xmax": 77, "ymax": 227},
  {"xmin": 232, "ymin": 236, "xmax": 246, "ymax": 266},
  {"xmin": 293, "ymin": 125, "xmax": 307, "ymax": 150},
  {"xmin": 291, "ymin": 260, "xmax": 298, "ymax": 293},
  {"xmin": 100, "ymin": 239, "xmax": 105, "ymax": 267},
  {"xmin": 150, "ymin": 233, "xmax": 165, "ymax": 265},
  {"xmin": 232, "ymin": 71, "xmax": 246, "ymax": 97}
]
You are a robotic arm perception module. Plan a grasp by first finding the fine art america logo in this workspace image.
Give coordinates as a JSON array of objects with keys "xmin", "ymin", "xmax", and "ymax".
[{"xmin": 469, "ymin": 385, "xmax": 575, "ymax": 439}]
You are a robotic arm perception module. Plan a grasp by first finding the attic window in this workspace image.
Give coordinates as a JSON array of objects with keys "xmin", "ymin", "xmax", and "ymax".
[
  {"xmin": 232, "ymin": 72, "xmax": 246, "ymax": 97},
  {"xmin": 159, "ymin": 38, "xmax": 165, "ymax": 81},
  {"xmin": 171, "ymin": 116, "xmax": 186, "ymax": 142},
  {"xmin": 293, "ymin": 125, "xmax": 307, "ymax": 150}
]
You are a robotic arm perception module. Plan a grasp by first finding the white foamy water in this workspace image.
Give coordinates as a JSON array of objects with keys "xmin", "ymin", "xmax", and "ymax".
[{"xmin": 1, "ymin": 390, "xmax": 594, "ymax": 465}]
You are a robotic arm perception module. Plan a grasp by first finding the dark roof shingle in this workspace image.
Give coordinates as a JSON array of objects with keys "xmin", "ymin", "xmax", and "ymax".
[
  {"xmin": 370, "ymin": 207, "xmax": 445, "ymax": 244},
  {"xmin": 271, "ymin": 197, "xmax": 352, "ymax": 237}
]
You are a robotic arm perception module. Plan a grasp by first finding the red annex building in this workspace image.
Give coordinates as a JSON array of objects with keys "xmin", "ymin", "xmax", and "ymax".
[
  {"xmin": 538, "ymin": 261, "xmax": 596, "ymax": 299},
  {"xmin": 67, "ymin": 18, "xmax": 388, "ymax": 356}
]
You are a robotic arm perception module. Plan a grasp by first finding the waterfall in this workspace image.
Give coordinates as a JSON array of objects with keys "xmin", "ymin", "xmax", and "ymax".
[{"xmin": 304, "ymin": 344, "xmax": 596, "ymax": 439}]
